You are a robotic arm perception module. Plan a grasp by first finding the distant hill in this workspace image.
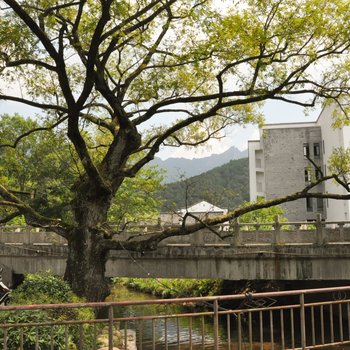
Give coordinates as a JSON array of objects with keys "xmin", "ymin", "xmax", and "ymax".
[
  {"xmin": 159, "ymin": 157, "xmax": 249, "ymax": 211},
  {"xmin": 152, "ymin": 146, "xmax": 247, "ymax": 183}
]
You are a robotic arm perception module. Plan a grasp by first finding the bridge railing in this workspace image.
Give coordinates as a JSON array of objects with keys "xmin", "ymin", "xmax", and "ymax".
[
  {"xmin": 1, "ymin": 285, "xmax": 350, "ymax": 349},
  {"xmin": 0, "ymin": 226, "xmax": 66, "ymax": 246},
  {"xmin": 1, "ymin": 215, "xmax": 350, "ymax": 246},
  {"xmin": 158, "ymin": 214, "xmax": 350, "ymax": 246}
]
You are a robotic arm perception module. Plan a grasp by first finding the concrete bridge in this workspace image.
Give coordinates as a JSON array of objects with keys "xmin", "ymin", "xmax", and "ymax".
[{"xmin": 1, "ymin": 217, "xmax": 350, "ymax": 283}]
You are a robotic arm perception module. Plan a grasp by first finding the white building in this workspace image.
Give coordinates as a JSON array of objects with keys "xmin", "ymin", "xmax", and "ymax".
[
  {"xmin": 160, "ymin": 201, "xmax": 228, "ymax": 225},
  {"xmin": 178, "ymin": 201, "xmax": 228, "ymax": 217},
  {"xmin": 248, "ymin": 104, "xmax": 350, "ymax": 221}
]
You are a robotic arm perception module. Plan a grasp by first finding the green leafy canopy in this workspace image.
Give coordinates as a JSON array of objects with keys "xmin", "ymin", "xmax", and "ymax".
[
  {"xmin": 2, "ymin": 0, "xmax": 350, "ymax": 300},
  {"xmin": 0, "ymin": 114, "xmax": 164, "ymax": 224}
]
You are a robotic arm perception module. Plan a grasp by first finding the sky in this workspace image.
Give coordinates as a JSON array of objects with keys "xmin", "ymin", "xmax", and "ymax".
[
  {"xmin": 0, "ymin": 0, "xmax": 321, "ymax": 161},
  {"xmin": 156, "ymin": 100, "xmax": 321, "ymax": 159},
  {"xmin": 0, "ymin": 97, "xmax": 321, "ymax": 160}
]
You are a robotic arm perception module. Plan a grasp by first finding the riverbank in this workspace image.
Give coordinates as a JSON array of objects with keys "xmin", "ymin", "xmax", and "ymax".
[
  {"xmin": 113, "ymin": 278, "xmax": 223, "ymax": 298},
  {"xmin": 107, "ymin": 284, "xmax": 227, "ymax": 349}
]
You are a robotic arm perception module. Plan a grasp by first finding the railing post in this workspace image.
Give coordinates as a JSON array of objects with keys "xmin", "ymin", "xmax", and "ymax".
[
  {"xmin": 230, "ymin": 218, "xmax": 241, "ymax": 246},
  {"xmin": 274, "ymin": 215, "xmax": 281, "ymax": 245},
  {"xmin": 300, "ymin": 292, "xmax": 306, "ymax": 350},
  {"xmin": 213, "ymin": 299, "xmax": 219, "ymax": 350},
  {"xmin": 108, "ymin": 305, "xmax": 114, "ymax": 350},
  {"xmin": 338, "ymin": 222, "xmax": 345, "ymax": 242},
  {"xmin": 157, "ymin": 217, "xmax": 162, "ymax": 230},
  {"xmin": 316, "ymin": 213, "xmax": 324, "ymax": 246}
]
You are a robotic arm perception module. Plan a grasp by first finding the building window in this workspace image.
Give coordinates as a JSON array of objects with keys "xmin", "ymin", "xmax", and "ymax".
[
  {"xmin": 315, "ymin": 169, "xmax": 322, "ymax": 180},
  {"xmin": 314, "ymin": 143, "xmax": 320, "ymax": 157},
  {"xmin": 306, "ymin": 197, "xmax": 313, "ymax": 212},
  {"xmin": 317, "ymin": 198, "xmax": 324, "ymax": 211},
  {"xmin": 303, "ymin": 143, "xmax": 310, "ymax": 157},
  {"xmin": 304, "ymin": 168, "xmax": 311, "ymax": 182},
  {"xmin": 323, "ymin": 140, "xmax": 325, "ymax": 154}
]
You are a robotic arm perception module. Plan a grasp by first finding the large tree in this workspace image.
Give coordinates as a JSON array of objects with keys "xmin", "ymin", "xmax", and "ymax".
[{"xmin": 2, "ymin": 0, "xmax": 350, "ymax": 301}]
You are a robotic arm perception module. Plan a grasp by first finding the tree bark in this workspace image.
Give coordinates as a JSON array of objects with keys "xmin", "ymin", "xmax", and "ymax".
[
  {"xmin": 64, "ymin": 227, "xmax": 110, "ymax": 302},
  {"xmin": 65, "ymin": 181, "xmax": 113, "ymax": 301}
]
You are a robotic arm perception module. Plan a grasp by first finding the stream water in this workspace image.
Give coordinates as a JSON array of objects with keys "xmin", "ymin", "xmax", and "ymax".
[
  {"xmin": 108, "ymin": 285, "xmax": 230, "ymax": 349},
  {"xmin": 107, "ymin": 285, "xmax": 350, "ymax": 350}
]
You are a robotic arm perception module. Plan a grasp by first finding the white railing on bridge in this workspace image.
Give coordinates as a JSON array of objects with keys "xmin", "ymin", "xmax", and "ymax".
[{"xmin": 1, "ymin": 215, "xmax": 350, "ymax": 247}]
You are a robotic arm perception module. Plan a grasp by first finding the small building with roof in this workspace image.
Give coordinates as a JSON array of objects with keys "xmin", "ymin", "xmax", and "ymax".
[{"xmin": 160, "ymin": 200, "xmax": 228, "ymax": 226}]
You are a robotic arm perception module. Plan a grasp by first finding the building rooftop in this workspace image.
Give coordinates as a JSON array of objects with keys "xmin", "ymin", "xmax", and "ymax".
[{"xmin": 180, "ymin": 201, "xmax": 227, "ymax": 214}]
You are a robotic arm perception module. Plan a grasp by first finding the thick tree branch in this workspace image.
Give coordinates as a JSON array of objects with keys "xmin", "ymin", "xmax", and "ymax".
[
  {"xmin": 0, "ymin": 211, "xmax": 21, "ymax": 224},
  {"xmin": 67, "ymin": 117, "xmax": 110, "ymax": 192},
  {"xmin": 76, "ymin": 0, "xmax": 112, "ymax": 108},
  {"xmin": 0, "ymin": 116, "xmax": 68, "ymax": 149},
  {"xmin": 4, "ymin": 0, "xmax": 77, "ymax": 110},
  {"xmin": 129, "ymin": 93, "xmax": 276, "ymax": 175},
  {"xmin": 3, "ymin": 0, "xmax": 59, "ymax": 60},
  {"xmin": 24, "ymin": 1, "xmax": 81, "ymax": 17},
  {"xmin": 80, "ymin": 113, "xmax": 114, "ymax": 133},
  {"xmin": 0, "ymin": 95, "xmax": 68, "ymax": 112},
  {"xmin": 3, "ymin": 57, "xmax": 56, "ymax": 71},
  {"xmin": 104, "ymin": 175, "xmax": 350, "ymax": 252},
  {"xmin": 0, "ymin": 185, "xmax": 70, "ymax": 237},
  {"xmin": 118, "ymin": 14, "xmax": 172, "ymax": 101},
  {"xmin": 333, "ymin": 174, "xmax": 350, "ymax": 192},
  {"xmin": 100, "ymin": 0, "xmax": 167, "ymax": 42}
]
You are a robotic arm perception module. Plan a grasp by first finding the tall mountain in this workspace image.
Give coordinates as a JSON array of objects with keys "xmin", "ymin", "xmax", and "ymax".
[
  {"xmin": 159, "ymin": 157, "xmax": 249, "ymax": 211},
  {"xmin": 153, "ymin": 146, "xmax": 247, "ymax": 183}
]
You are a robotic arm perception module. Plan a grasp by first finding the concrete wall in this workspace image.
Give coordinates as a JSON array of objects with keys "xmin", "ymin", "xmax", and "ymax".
[
  {"xmin": 107, "ymin": 245, "xmax": 350, "ymax": 280},
  {"xmin": 4, "ymin": 242, "xmax": 350, "ymax": 281},
  {"xmin": 261, "ymin": 126, "xmax": 325, "ymax": 221},
  {"xmin": 248, "ymin": 140, "xmax": 264, "ymax": 201},
  {"xmin": 2, "ymin": 226, "xmax": 350, "ymax": 281},
  {"xmin": 317, "ymin": 105, "xmax": 350, "ymax": 221}
]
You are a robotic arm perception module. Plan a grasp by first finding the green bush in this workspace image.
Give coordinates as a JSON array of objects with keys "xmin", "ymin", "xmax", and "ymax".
[
  {"xmin": 0, "ymin": 272, "xmax": 95, "ymax": 349},
  {"xmin": 2, "ymin": 310, "xmax": 70, "ymax": 350},
  {"xmin": 11, "ymin": 272, "xmax": 73, "ymax": 304},
  {"xmin": 115, "ymin": 278, "xmax": 222, "ymax": 298}
]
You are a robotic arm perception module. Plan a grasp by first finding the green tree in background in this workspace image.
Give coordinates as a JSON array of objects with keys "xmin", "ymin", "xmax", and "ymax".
[
  {"xmin": 240, "ymin": 198, "xmax": 285, "ymax": 224},
  {"xmin": 239, "ymin": 198, "xmax": 287, "ymax": 230},
  {"xmin": 108, "ymin": 165, "xmax": 164, "ymax": 225},
  {"xmin": 1, "ymin": 0, "xmax": 350, "ymax": 301},
  {"xmin": 0, "ymin": 114, "xmax": 164, "ymax": 226},
  {"xmin": 0, "ymin": 114, "xmax": 76, "ymax": 223}
]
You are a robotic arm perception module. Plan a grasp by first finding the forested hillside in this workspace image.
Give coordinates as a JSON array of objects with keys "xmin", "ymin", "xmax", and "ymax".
[
  {"xmin": 153, "ymin": 146, "xmax": 247, "ymax": 183},
  {"xmin": 159, "ymin": 157, "xmax": 249, "ymax": 211}
]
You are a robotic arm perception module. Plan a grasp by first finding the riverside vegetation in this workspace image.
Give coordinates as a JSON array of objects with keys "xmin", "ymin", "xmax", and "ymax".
[
  {"xmin": 0, "ymin": 273, "xmax": 96, "ymax": 349},
  {"xmin": 114, "ymin": 278, "xmax": 223, "ymax": 299}
]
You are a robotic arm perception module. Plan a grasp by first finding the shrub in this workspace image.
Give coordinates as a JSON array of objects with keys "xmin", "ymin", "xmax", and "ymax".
[
  {"xmin": 11, "ymin": 272, "xmax": 73, "ymax": 304},
  {"xmin": 115, "ymin": 277, "xmax": 222, "ymax": 298},
  {"xmin": 0, "ymin": 272, "xmax": 95, "ymax": 349}
]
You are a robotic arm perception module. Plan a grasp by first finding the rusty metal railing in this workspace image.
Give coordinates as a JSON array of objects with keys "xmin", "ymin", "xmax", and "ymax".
[{"xmin": 1, "ymin": 285, "xmax": 350, "ymax": 349}]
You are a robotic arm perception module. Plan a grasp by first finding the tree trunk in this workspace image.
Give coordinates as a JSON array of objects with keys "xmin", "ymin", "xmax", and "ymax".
[
  {"xmin": 65, "ymin": 182, "xmax": 113, "ymax": 301},
  {"xmin": 64, "ymin": 227, "xmax": 110, "ymax": 301}
]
